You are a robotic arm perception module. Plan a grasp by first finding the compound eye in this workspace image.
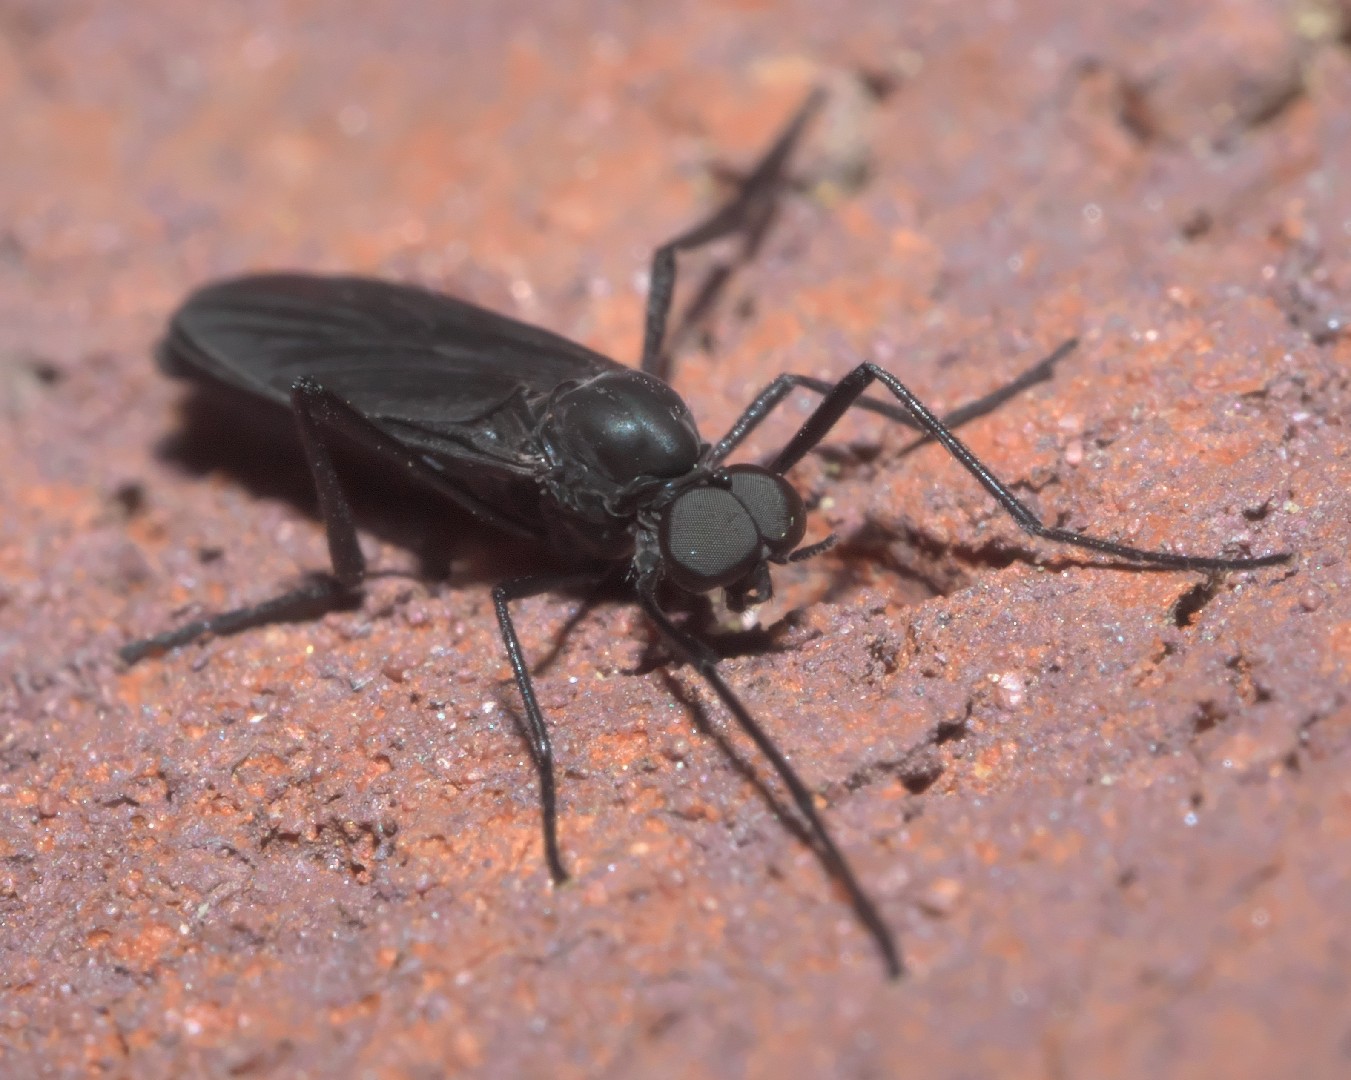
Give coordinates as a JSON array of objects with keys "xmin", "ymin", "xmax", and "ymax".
[
  {"xmin": 724, "ymin": 466, "xmax": 807, "ymax": 557},
  {"xmin": 659, "ymin": 487, "xmax": 761, "ymax": 592}
]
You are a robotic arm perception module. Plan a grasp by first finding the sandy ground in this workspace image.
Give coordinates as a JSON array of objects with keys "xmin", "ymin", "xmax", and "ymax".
[{"xmin": 1, "ymin": 1, "xmax": 1348, "ymax": 1076}]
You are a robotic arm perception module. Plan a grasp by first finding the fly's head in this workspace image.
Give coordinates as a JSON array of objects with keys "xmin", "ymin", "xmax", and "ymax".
[{"xmin": 653, "ymin": 464, "xmax": 829, "ymax": 613}]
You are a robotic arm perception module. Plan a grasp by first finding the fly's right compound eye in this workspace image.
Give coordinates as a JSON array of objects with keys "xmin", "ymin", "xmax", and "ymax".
[
  {"xmin": 659, "ymin": 486, "xmax": 761, "ymax": 593},
  {"xmin": 723, "ymin": 465, "xmax": 807, "ymax": 558}
]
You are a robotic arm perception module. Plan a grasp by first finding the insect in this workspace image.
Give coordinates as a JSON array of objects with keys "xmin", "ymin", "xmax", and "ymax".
[{"xmin": 122, "ymin": 93, "xmax": 1287, "ymax": 977}]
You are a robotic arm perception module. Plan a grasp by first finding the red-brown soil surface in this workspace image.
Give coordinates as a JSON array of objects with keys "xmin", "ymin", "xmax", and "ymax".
[{"xmin": 2, "ymin": 2, "xmax": 1348, "ymax": 1076}]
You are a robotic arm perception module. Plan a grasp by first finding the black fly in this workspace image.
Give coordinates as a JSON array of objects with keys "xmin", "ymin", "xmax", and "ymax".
[{"xmin": 121, "ymin": 92, "xmax": 1288, "ymax": 977}]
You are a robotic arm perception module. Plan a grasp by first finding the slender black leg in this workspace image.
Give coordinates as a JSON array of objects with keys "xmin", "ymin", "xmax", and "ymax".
[
  {"xmin": 288, "ymin": 378, "xmax": 544, "ymax": 544},
  {"xmin": 118, "ymin": 575, "xmax": 354, "ymax": 664},
  {"xmin": 492, "ymin": 572, "xmax": 605, "ymax": 884},
  {"xmin": 641, "ymin": 89, "xmax": 825, "ymax": 377},
  {"xmin": 921, "ymin": 339, "xmax": 1076, "ymax": 431},
  {"xmin": 638, "ymin": 591, "xmax": 902, "ymax": 978},
  {"xmin": 290, "ymin": 377, "xmax": 371, "ymax": 588},
  {"xmin": 121, "ymin": 377, "xmax": 544, "ymax": 664},
  {"xmin": 707, "ymin": 339, "xmax": 1077, "ymax": 465},
  {"xmin": 770, "ymin": 363, "xmax": 1290, "ymax": 571}
]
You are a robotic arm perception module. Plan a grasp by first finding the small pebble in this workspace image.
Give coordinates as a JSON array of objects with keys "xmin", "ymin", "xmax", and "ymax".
[{"xmin": 918, "ymin": 876, "xmax": 965, "ymax": 917}]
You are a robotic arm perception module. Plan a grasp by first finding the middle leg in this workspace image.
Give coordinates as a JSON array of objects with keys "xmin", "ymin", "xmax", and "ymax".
[{"xmin": 641, "ymin": 90, "xmax": 825, "ymax": 377}]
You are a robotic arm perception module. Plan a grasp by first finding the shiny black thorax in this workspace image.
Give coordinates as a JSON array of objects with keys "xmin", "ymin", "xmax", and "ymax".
[{"xmin": 532, "ymin": 368, "xmax": 705, "ymax": 562}]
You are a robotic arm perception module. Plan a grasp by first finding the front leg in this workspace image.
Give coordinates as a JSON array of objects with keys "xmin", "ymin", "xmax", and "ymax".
[
  {"xmin": 770, "ymin": 362, "xmax": 1289, "ymax": 571},
  {"xmin": 637, "ymin": 590, "xmax": 902, "ymax": 978},
  {"xmin": 706, "ymin": 339, "xmax": 1076, "ymax": 466}
]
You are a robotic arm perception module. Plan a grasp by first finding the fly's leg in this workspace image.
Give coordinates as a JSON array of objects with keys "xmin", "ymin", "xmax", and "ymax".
[
  {"xmin": 637, "ymin": 591, "xmax": 902, "ymax": 978},
  {"xmin": 641, "ymin": 90, "xmax": 824, "ymax": 378},
  {"xmin": 290, "ymin": 377, "xmax": 543, "ymax": 545},
  {"xmin": 121, "ymin": 377, "xmax": 542, "ymax": 664},
  {"xmin": 118, "ymin": 576, "xmax": 355, "ymax": 664},
  {"xmin": 769, "ymin": 362, "xmax": 1290, "ymax": 571},
  {"xmin": 492, "ymin": 572, "xmax": 606, "ymax": 884},
  {"xmin": 707, "ymin": 338, "xmax": 1077, "ymax": 465}
]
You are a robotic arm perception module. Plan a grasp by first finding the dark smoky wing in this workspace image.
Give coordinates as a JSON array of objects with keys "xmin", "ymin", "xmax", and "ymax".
[{"xmin": 161, "ymin": 273, "xmax": 624, "ymax": 440}]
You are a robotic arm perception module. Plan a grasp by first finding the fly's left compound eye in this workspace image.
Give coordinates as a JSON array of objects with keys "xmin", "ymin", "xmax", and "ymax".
[
  {"xmin": 723, "ymin": 465, "xmax": 807, "ymax": 558},
  {"xmin": 659, "ymin": 487, "xmax": 761, "ymax": 592}
]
